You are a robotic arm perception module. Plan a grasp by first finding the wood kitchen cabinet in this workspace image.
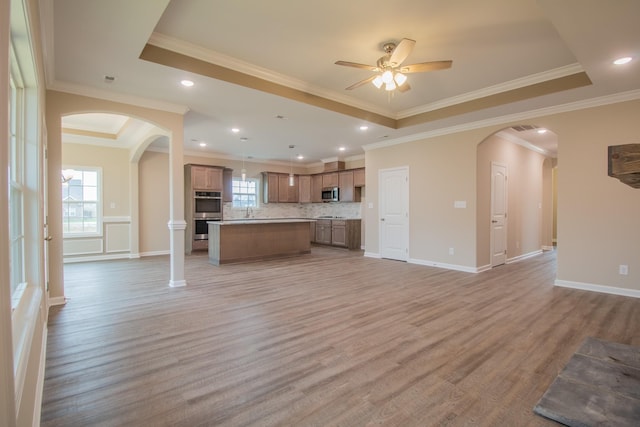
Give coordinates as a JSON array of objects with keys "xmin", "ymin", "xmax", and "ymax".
[
  {"xmin": 311, "ymin": 174, "xmax": 323, "ymax": 203},
  {"xmin": 322, "ymin": 172, "xmax": 338, "ymax": 188},
  {"xmin": 188, "ymin": 164, "xmax": 223, "ymax": 191},
  {"xmin": 278, "ymin": 174, "xmax": 298, "ymax": 202},
  {"xmin": 331, "ymin": 220, "xmax": 347, "ymax": 247},
  {"xmin": 298, "ymin": 175, "xmax": 311, "ymax": 203},
  {"xmin": 222, "ymin": 168, "xmax": 233, "ymax": 202},
  {"xmin": 353, "ymin": 168, "xmax": 365, "ymax": 187},
  {"xmin": 263, "ymin": 172, "xmax": 298, "ymax": 203},
  {"xmin": 315, "ymin": 220, "xmax": 332, "ymax": 245},
  {"xmin": 338, "ymin": 170, "xmax": 354, "ymax": 202}
]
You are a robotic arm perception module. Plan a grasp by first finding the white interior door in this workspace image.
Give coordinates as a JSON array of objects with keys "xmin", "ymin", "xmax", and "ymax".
[
  {"xmin": 491, "ymin": 162, "xmax": 507, "ymax": 267},
  {"xmin": 379, "ymin": 167, "xmax": 409, "ymax": 261}
]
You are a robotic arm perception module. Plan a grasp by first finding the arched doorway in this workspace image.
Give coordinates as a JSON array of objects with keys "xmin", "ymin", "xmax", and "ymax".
[{"xmin": 476, "ymin": 125, "xmax": 557, "ymax": 269}]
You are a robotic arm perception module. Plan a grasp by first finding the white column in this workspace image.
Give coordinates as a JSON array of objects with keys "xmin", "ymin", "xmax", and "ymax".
[
  {"xmin": 129, "ymin": 161, "xmax": 140, "ymax": 258},
  {"xmin": 168, "ymin": 131, "xmax": 186, "ymax": 287}
]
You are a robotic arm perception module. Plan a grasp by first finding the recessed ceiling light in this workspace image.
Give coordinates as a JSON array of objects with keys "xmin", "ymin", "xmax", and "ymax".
[
  {"xmin": 613, "ymin": 56, "xmax": 632, "ymax": 65},
  {"xmin": 338, "ymin": 147, "xmax": 346, "ymax": 152},
  {"xmin": 359, "ymin": 125, "xmax": 369, "ymax": 131},
  {"xmin": 297, "ymin": 154, "xmax": 304, "ymax": 160},
  {"xmin": 180, "ymin": 79, "xmax": 194, "ymax": 87},
  {"xmin": 537, "ymin": 128, "xmax": 548, "ymax": 134},
  {"xmin": 199, "ymin": 142, "xmax": 206, "ymax": 147},
  {"xmin": 231, "ymin": 128, "xmax": 240, "ymax": 133}
]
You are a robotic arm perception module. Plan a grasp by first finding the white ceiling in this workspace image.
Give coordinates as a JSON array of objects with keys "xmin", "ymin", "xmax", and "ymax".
[{"xmin": 47, "ymin": 0, "xmax": 640, "ymax": 164}]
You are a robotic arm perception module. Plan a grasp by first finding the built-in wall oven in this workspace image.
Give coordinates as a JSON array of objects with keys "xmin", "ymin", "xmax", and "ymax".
[{"xmin": 193, "ymin": 191, "xmax": 222, "ymax": 241}]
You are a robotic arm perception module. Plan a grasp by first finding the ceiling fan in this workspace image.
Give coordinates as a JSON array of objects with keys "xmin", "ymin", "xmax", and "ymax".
[{"xmin": 335, "ymin": 38, "xmax": 452, "ymax": 92}]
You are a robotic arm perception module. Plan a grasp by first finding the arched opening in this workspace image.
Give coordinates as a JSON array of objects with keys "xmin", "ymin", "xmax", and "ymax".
[
  {"xmin": 476, "ymin": 125, "xmax": 557, "ymax": 270},
  {"xmin": 61, "ymin": 112, "xmax": 168, "ymax": 263}
]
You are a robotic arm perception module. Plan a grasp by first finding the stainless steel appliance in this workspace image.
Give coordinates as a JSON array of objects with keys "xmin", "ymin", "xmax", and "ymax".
[
  {"xmin": 193, "ymin": 191, "xmax": 222, "ymax": 218},
  {"xmin": 321, "ymin": 187, "xmax": 339, "ymax": 202},
  {"xmin": 192, "ymin": 191, "xmax": 222, "ymax": 242}
]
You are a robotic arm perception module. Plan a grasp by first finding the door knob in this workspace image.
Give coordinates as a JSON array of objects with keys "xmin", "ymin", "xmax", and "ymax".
[
  {"xmin": 380, "ymin": 218, "xmax": 385, "ymax": 221},
  {"xmin": 45, "ymin": 236, "xmax": 53, "ymax": 241},
  {"xmin": 491, "ymin": 220, "xmax": 498, "ymax": 223}
]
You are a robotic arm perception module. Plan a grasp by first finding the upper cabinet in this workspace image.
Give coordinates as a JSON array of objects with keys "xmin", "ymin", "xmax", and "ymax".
[
  {"xmin": 298, "ymin": 175, "xmax": 312, "ymax": 203},
  {"xmin": 188, "ymin": 164, "xmax": 223, "ymax": 191},
  {"xmin": 322, "ymin": 172, "xmax": 339, "ymax": 188},
  {"xmin": 262, "ymin": 172, "xmax": 299, "ymax": 203},
  {"xmin": 311, "ymin": 175, "xmax": 323, "ymax": 203},
  {"xmin": 338, "ymin": 170, "xmax": 354, "ymax": 202},
  {"xmin": 353, "ymin": 168, "xmax": 365, "ymax": 187},
  {"xmin": 262, "ymin": 167, "xmax": 364, "ymax": 203}
]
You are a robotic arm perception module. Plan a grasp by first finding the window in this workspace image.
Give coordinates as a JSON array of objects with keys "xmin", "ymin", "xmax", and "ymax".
[
  {"xmin": 9, "ymin": 73, "xmax": 25, "ymax": 303},
  {"xmin": 232, "ymin": 178, "xmax": 258, "ymax": 208},
  {"xmin": 62, "ymin": 168, "xmax": 101, "ymax": 235}
]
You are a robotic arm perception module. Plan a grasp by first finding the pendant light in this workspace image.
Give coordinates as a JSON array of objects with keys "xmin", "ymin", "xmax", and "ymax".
[
  {"xmin": 288, "ymin": 144, "xmax": 295, "ymax": 186},
  {"xmin": 240, "ymin": 137, "xmax": 247, "ymax": 182}
]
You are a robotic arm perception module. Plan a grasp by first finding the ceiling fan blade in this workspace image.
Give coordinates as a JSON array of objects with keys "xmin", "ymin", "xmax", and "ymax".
[
  {"xmin": 398, "ymin": 82, "xmax": 411, "ymax": 93},
  {"xmin": 335, "ymin": 61, "xmax": 379, "ymax": 72},
  {"xmin": 399, "ymin": 60, "xmax": 452, "ymax": 73},
  {"xmin": 345, "ymin": 75, "xmax": 376, "ymax": 90},
  {"xmin": 389, "ymin": 38, "xmax": 416, "ymax": 66}
]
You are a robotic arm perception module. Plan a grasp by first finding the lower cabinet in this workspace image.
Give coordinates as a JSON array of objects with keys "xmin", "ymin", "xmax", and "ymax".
[
  {"xmin": 331, "ymin": 220, "xmax": 347, "ymax": 247},
  {"xmin": 315, "ymin": 220, "xmax": 332, "ymax": 245},
  {"xmin": 313, "ymin": 219, "xmax": 361, "ymax": 249}
]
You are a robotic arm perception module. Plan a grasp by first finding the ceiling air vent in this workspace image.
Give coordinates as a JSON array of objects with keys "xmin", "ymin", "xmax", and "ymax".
[{"xmin": 511, "ymin": 125, "xmax": 539, "ymax": 132}]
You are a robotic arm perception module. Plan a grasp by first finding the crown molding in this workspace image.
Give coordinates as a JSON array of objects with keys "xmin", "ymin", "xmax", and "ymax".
[
  {"xmin": 364, "ymin": 89, "xmax": 640, "ymax": 152},
  {"xmin": 397, "ymin": 63, "xmax": 585, "ymax": 119},
  {"xmin": 494, "ymin": 130, "xmax": 552, "ymax": 157}
]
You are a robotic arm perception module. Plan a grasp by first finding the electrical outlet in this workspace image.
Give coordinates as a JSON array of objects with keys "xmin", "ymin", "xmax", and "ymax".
[
  {"xmin": 449, "ymin": 247, "xmax": 454, "ymax": 255},
  {"xmin": 619, "ymin": 265, "xmax": 629, "ymax": 275}
]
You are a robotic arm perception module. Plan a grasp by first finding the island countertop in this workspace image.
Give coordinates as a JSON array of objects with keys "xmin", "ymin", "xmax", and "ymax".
[
  {"xmin": 208, "ymin": 219, "xmax": 313, "ymax": 265},
  {"xmin": 209, "ymin": 218, "xmax": 315, "ymax": 225}
]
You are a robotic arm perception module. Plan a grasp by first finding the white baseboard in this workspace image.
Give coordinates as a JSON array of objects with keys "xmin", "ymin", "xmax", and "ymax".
[
  {"xmin": 507, "ymin": 249, "xmax": 542, "ymax": 264},
  {"xmin": 48, "ymin": 296, "xmax": 66, "ymax": 307},
  {"xmin": 408, "ymin": 258, "xmax": 478, "ymax": 273},
  {"xmin": 555, "ymin": 279, "xmax": 640, "ymax": 298},
  {"xmin": 542, "ymin": 245, "xmax": 554, "ymax": 251},
  {"xmin": 169, "ymin": 280, "xmax": 187, "ymax": 288},
  {"xmin": 363, "ymin": 251, "xmax": 381, "ymax": 259},
  {"xmin": 63, "ymin": 253, "xmax": 131, "ymax": 263},
  {"xmin": 33, "ymin": 326, "xmax": 47, "ymax": 427},
  {"xmin": 140, "ymin": 250, "xmax": 171, "ymax": 257},
  {"xmin": 476, "ymin": 264, "xmax": 492, "ymax": 273}
]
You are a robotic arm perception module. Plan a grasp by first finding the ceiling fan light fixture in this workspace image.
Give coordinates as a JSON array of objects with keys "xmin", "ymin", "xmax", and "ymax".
[
  {"xmin": 381, "ymin": 70, "xmax": 394, "ymax": 84},
  {"xmin": 372, "ymin": 75, "xmax": 383, "ymax": 89},
  {"xmin": 385, "ymin": 81, "xmax": 396, "ymax": 91},
  {"xmin": 394, "ymin": 72, "xmax": 407, "ymax": 86}
]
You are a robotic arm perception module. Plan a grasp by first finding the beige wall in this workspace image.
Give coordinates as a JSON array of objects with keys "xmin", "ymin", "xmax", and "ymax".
[
  {"xmin": 548, "ymin": 99, "xmax": 640, "ymax": 291},
  {"xmin": 365, "ymin": 98, "xmax": 640, "ymax": 293},
  {"xmin": 46, "ymin": 90, "xmax": 185, "ymax": 299},
  {"xmin": 476, "ymin": 134, "xmax": 550, "ymax": 267},
  {"xmin": 365, "ymin": 131, "xmax": 480, "ymax": 268},
  {"xmin": 63, "ymin": 144, "xmax": 131, "ymax": 216},
  {"xmin": 139, "ymin": 150, "xmax": 170, "ymax": 254},
  {"xmin": 62, "ymin": 144, "xmax": 133, "ymax": 259}
]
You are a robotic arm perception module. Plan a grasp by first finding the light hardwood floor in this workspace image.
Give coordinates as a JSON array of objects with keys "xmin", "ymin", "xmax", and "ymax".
[{"xmin": 42, "ymin": 247, "xmax": 640, "ymax": 426}]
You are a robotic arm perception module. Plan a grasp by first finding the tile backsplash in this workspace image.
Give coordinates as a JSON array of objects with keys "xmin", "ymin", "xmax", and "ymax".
[{"xmin": 223, "ymin": 202, "xmax": 362, "ymax": 220}]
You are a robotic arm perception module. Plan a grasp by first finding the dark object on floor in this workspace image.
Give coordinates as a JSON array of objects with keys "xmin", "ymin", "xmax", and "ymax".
[{"xmin": 534, "ymin": 336, "xmax": 640, "ymax": 426}]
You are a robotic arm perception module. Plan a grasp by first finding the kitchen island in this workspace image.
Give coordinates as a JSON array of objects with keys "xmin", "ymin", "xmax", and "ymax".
[{"xmin": 208, "ymin": 219, "xmax": 314, "ymax": 265}]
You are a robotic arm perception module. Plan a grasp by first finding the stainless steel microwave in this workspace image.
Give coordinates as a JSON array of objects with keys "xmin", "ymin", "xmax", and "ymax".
[{"xmin": 321, "ymin": 187, "xmax": 339, "ymax": 202}]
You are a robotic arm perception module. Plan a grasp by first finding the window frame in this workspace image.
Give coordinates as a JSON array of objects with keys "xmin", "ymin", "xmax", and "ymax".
[
  {"xmin": 61, "ymin": 166, "xmax": 103, "ymax": 237},
  {"xmin": 231, "ymin": 177, "xmax": 259, "ymax": 209}
]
